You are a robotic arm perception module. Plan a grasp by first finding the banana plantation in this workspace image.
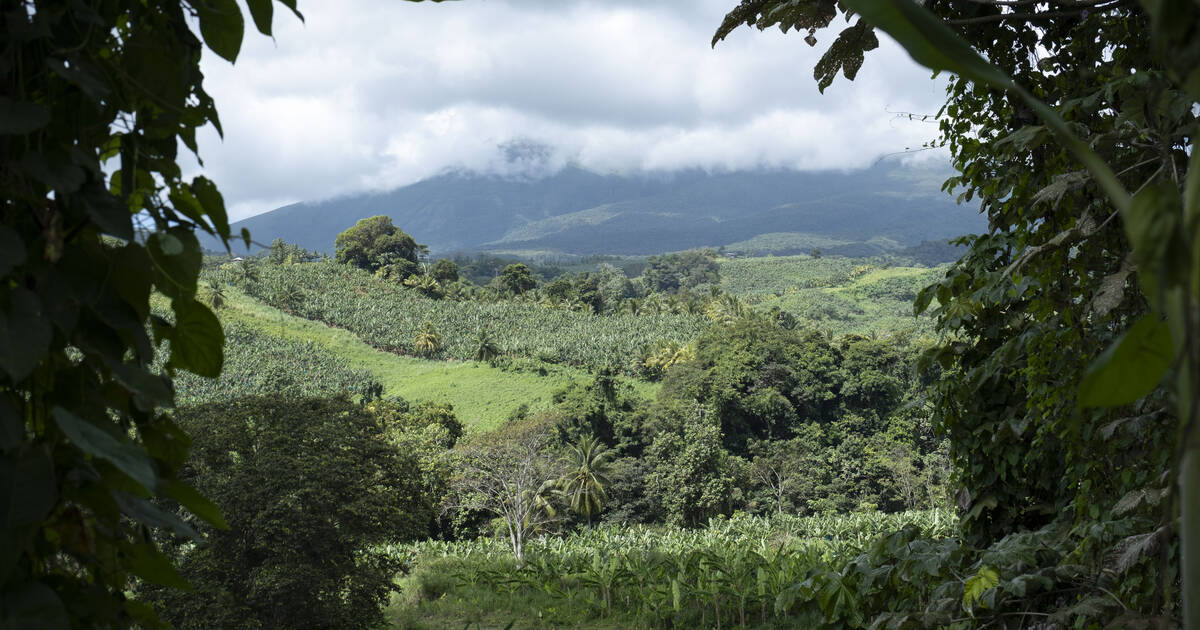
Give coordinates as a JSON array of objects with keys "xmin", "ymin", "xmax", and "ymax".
[
  {"xmin": 216, "ymin": 261, "xmax": 706, "ymax": 372},
  {"xmin": 399, "ymin": 511, "xmax": 957, "ymax": 628}
]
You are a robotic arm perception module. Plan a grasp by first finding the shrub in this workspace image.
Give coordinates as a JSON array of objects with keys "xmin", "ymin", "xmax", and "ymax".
[{"xmin": 147, "ymin": 395, "xmax": 431, "ymax": 630}]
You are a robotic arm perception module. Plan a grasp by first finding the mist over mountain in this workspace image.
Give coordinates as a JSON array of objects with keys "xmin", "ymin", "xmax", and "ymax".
[{"xmin": 217, "ymin": 161, "xmax": 984, "ymax": 258}]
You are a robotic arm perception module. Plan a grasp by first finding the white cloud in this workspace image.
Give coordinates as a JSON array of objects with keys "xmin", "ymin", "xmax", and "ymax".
[{"xmin": 191, "ymin": 0, "xmax": 948, "ymax": 220}]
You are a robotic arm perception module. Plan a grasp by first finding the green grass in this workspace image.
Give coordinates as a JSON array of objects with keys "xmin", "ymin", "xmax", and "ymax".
[{"xmin": 218, "ymin": 288, "xmax": 657, "ymax": 433}]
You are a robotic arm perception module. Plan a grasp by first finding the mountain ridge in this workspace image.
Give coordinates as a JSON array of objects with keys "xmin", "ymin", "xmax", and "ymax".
[{"xmin": 215, "ymin": 162, "xmax": 984, "ymax": 257}]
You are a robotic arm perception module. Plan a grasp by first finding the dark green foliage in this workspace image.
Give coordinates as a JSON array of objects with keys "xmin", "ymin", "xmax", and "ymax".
[
  {"xmin": 429, "ymin": 258, "xmax": 459, "ymax": 282},
  {"xmin": 364, "ymin": 398, "xmax": 462, "ymax": 539},
  {"xmin": 601, "ymin": 457, "xmax": 656, "ymax": 525},
  {"xmin": 552, "ymin": 369, "xmax": 646, "ymax": 455},
  {"xmin": 642, "ymin": 249, "xmax": 720, "ymax": 292},
  {"xmin": 499, "ymin": 262, "xmax": 537, "ymax": 294},
  {"xmin": 267, "ymin": 238, "xmax": 324, "ymax": 264},
  {"xmin": 334, "ymin": 215, "xmax": 424, "ymax": 275},
  {"xmin": 149, "ymin": 395, "xmax": 429, "ymax": 630},
  {"xmin": 718, "ymin": 0, "xmax": 1195, "ymax": 624},
  {"xmin": 660, "ymin": 317, "xmax": 842, "ymax": 450},
  {"xmin": 0, "ymin": 2, "xmax": 301, "ymax": 627},
  {"xmin": 645, "ymin": 404, "xmax": 742, "ymax": 527},
  {"xmin": 453, "ymin": 253, "xmax": 562, "ymax": 286},
  {"xmin": 368, "ymin": 397, "xmax": 463, "ymax": 446},
  {"xmin": 640, "ymin": 316, "xmax": 944, "ymax": 519}
]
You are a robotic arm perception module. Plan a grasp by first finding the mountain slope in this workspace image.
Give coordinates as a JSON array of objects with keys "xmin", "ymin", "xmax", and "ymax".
[{"xmin": 220, "ymin": 162, "xmax": 984, "ymax": 256}]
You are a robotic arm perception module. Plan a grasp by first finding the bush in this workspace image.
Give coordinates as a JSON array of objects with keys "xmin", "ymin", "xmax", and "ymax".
[
  {"xmin": 406, "ymin": 557, "xmax": 460, "ymax": 604},
  {"xmin": 148, "ymin": 395, "xmax": 431, "ymax": 630}
]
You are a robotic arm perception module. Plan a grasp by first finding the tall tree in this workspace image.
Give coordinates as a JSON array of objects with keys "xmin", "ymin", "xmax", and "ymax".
[
  {"xmin": 499, "ymin": 262, "xmax": 537, "ymax": 294},
  {"xmin": 556, "ymin": 435, "xmax": 613, "ymax": 526},
  {"xmin": 451, "ymin": 431, "xmax": 561, "ymax": 563},
  {"xmin": 645, "ymin": 404, "xmax": 741, "ymax": 527},
  {"xmin": 146, "ymin": 396, "xmax": 428, "ymax": 630},
  {"xmin": 334, "ymin": 215, "xmax": 422, "ymax": 274}
]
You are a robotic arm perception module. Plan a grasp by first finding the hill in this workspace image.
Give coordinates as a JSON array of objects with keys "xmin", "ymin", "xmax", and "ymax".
[
  {"xmin": 187, "ymin": 285, "xmax": 658, "ymax": 433},
  {"xmin": 216, "ymin": 162, "xmax": 984, "ymax": 257}
]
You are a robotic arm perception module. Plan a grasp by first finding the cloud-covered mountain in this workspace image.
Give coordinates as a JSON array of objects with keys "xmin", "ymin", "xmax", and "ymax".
[{"xmin": 217, "ymin": 162, "xmax": 983, "ymax": 258}]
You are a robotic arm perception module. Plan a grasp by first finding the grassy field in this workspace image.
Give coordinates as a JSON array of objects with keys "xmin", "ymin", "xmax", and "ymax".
[
  {"xmin": 216, "ymin": 288, "xmax": 657, "ymax": 433},
  {"xmin": 719, "ymin": 255, "xmax": 946, "ymax": 337}
]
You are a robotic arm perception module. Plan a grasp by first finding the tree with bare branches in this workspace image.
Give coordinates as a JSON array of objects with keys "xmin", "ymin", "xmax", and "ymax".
[{"xmin": 450, "ymin": 432, "xmax": 562, "ymax": 562}]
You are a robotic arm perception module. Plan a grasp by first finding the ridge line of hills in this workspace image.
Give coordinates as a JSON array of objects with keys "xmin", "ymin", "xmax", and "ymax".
[{"xmin": 213, "ymin": 162, "xmax": 984, "ymax": 259}]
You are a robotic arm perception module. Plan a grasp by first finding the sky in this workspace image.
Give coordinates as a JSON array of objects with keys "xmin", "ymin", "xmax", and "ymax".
[{"xmin": 192, "ymin": 0, "xmax": 950, "ymax": 221}]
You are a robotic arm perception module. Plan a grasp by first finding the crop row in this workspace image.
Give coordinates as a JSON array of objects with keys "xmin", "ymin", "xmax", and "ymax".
[
  {"xmin": 172, "ymin": 318, "xmax": 377, "ymax": 407},
  {"xmin": 219, "ymin": 262, "xmax": 707, "ymax": 372},
  {"xmin": 401, "ymin": 510, "xmax": 955, "ymax": 628}
]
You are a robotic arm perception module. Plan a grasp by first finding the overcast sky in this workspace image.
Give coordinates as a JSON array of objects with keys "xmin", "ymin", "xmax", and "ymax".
[{"xmin": 192, "ymin": 0, "xmax": 949, "ymax": 221}]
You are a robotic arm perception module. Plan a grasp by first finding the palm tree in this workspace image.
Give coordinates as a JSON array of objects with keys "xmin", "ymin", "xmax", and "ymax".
[
  {"xmin": 204, "ymin": 278, "xmax": 226, "ymax": 310},
  {"xmin": 413, "ymin": 321, "xmax": 442, "ymax": 358},
  {"xmin": 556, "ymin": 435, "xmax": 613, "ymax": 527},
  {"xmin": 473, "ymin": 328, "xmax": 500, "ymax": 361},
  {"xmin": 273, "ymin": 285, "xmax": 305, "ymax": 314},
  {"xmin": 234, "ymin": 258, "xmax": 259, "ymax": 284}
]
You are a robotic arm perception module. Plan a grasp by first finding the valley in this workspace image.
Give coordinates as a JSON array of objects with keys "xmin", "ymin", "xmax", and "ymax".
[{"xmin": 165, "ymin": 233, "xmax": 958, "ymax": 629}]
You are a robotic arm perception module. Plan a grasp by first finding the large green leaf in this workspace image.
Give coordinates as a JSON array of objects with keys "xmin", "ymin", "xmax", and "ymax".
[
  {"xmin": 246, "ymin": 0, "xmax": 274, "ymax": 35},
  {"xmin": 114, "ymin": 492, "xmax": 200, "ymax": 541},
  {"xmin": 148, "ymin": 229, "xmax": 202, "ymax": 301},
  {"xmin": 166, "ymin": 479, "xmax": 229, "ymax": 530},
  {"xmin": 50, "ymin": 408, "xmax": 157, "ymax": 492},
  {"xmin": 192, "ymin": 176, "xmax": 230, "ymax": 240},
  {"xmin": 169, "ymin": 298, "xmax": 225, "ymax": 378},
  {"xmin": 0, "ymin": 288, "xmax": 52, "ymax": 382},
  {"xmin": 1079, "ymin": 314, "xmax": 1173, "ymax": 407},
  {"xmin": 0, "ymin": 581, "xmax": 70, "ymax": 630},
  {"xmin": 196, "ymin": 0, "xmax": 245, "ymax": 63},
  {"xmin": 80, "ymin": 183, "xmax": 133, "ymax": 241},
  {"xmin": 962, "ymin": 565, "xmax": 999, "ymax": 609},
  {"xmin": 0, "ymin": 448, "xmax": 56, "ymax": 582},
  {"xmin": 0, "ymin": 98, "xmax": 50, "ymax": 135},
  {"xmin": 0, "ymin": 227, "xmax": 25, "ymax": 278},
  {"xmin": 127, "ymin": 542, "xmax": 191, "ymax": 590},
  {"xmin": 0, "ymin": 449, "xmax": 56, "ymax": 529}
]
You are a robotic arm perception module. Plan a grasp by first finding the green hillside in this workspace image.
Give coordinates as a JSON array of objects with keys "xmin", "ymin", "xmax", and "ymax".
[
  {"xmin": 205, "ymin": 288, "xmax": 657, "ymax": 433},
  {"xmin": 719, "ymin": 255, "xmax": 946, "ymax": 336},
  {"xmin": 227, "ymin": 260, "xmax": 706, "ymax": 372}
]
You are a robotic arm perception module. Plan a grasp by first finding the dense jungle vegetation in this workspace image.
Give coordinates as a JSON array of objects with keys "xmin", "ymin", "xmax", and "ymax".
[{"xmin": 2, "ymin": 1, "xmax": 1196, "ymax": 630}]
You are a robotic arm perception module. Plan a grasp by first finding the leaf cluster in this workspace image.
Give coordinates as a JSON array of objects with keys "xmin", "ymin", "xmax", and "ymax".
[{"xmin": 1, "ymin": 1, "xmax": 300, "ymax": 626}]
